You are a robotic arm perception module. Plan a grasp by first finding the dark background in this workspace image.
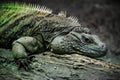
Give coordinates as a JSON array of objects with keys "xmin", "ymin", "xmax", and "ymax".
[{"xmin": 0, "ymin": 0, "xmax": 120, "ymax": 55}]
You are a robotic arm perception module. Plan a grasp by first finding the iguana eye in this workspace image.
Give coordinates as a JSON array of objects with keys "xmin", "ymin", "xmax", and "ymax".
[{"xmin": 82, "ymin": 36, "xmax": 93, "ymax": 44}]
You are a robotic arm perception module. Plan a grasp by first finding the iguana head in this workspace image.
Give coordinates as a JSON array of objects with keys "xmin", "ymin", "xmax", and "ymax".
[{"xmin": 50, "ymin": 27, "xmax": 107, "ymax": 58}]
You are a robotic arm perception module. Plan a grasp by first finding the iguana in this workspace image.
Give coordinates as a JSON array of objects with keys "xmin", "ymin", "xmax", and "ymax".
[{"xmin": 0, "ymin": 3, "xmax": 107, "ymax": 69}]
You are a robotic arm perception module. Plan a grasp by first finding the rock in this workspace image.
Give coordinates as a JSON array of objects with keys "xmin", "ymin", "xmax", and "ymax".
[{"xmin": 0, "ymin": 49, "xmax": 120, "ymax": 80}]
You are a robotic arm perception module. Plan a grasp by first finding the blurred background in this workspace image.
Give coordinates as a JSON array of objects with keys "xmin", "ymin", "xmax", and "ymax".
[{"xmin": 0, "ymin": 0, "xmax": 120, "ymax": 56}]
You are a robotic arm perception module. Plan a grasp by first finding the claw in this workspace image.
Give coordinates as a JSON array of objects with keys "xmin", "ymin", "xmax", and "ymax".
[
  {"xmin": 15, "ymin": 58, "xmax": 32, "ymax": 71},
  {"xmin": 23, "ymin": 61, "xmax": 29, "ymax": 70}
]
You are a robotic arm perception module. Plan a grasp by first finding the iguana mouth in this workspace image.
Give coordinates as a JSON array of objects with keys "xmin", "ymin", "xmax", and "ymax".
[{"xmin": 72, "ymin": 44, "xmax": 107, "ymax": 58}]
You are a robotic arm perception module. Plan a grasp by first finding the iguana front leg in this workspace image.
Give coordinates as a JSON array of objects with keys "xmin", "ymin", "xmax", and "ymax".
[{"xmin": 12, "ymin": 37, "xmax": 42, "ymax": 70}]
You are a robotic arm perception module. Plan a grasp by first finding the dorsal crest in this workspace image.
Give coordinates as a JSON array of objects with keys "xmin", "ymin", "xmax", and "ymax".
[
  {"xmin": 27, "ymin": 3, "xmax": 80, "ymax": 25},
  {"xmin": 29, "ymin": 4, "xmax": 52, "ymax": 14},
  {"xmin": 1, "ymin": 2, "xmax": 81, "ymax": 26},
  {"xmin": 57, "ymin": 11, "xmax": 80, "ymax": 26},
  {"xmin": 0, "ymin": 2, "xmax": 53, "ymax": 14},
  {"xmin": 58, "ymin": 11, "xmax": 67, "ymax": 17},
  {"xmin": 67, "ymin": 16, "xmax": 80, "ymax": 25}
]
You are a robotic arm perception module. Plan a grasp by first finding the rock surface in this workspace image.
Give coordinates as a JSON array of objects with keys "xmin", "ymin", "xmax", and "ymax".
[{"xmin": 0, "ymin": 48, "xmax": 120, "ymax": 80}]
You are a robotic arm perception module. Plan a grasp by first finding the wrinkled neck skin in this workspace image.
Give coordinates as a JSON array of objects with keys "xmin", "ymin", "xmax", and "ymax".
[{"xmin": 50, "ymin": 31, "xmax": 107, "ymax": 58}]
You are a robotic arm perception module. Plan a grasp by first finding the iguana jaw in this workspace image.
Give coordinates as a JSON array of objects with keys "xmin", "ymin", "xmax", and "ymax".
[
  {"xmin": 50, "ymin": 31, "xmax": 107, "ymax": 58},
  {"xmin": 72, "ymin": 45, "xmax": 107, "ymax": 58}
]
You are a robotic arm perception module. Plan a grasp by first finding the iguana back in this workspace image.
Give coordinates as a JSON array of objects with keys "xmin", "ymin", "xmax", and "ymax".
[{"xmin": 0, "ymin": 3, "xmax": 80, "ymax": 48}]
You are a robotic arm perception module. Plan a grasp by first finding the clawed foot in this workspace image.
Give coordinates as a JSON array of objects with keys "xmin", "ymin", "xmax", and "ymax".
[{"xmin": 15, "ymin": 55, "xmax": 35, "ymax": 71}]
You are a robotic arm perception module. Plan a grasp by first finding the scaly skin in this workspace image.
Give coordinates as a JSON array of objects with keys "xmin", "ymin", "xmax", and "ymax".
[{"xmin": 0, "ymin": 3, "xmax": 107, "ymax": 69}]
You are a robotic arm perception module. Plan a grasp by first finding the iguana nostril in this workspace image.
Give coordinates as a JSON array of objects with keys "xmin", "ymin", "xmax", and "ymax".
[
  {"xmin": 101, "ymin": 45, "xmax": 104, "ymax": 48},
  {"xmin": 101, "ymin": 44, "xmax": 106, "ymax": 49},
  {"xmin": 101, "ymin": 44, "xmax": 107, "ymax": 53}
]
